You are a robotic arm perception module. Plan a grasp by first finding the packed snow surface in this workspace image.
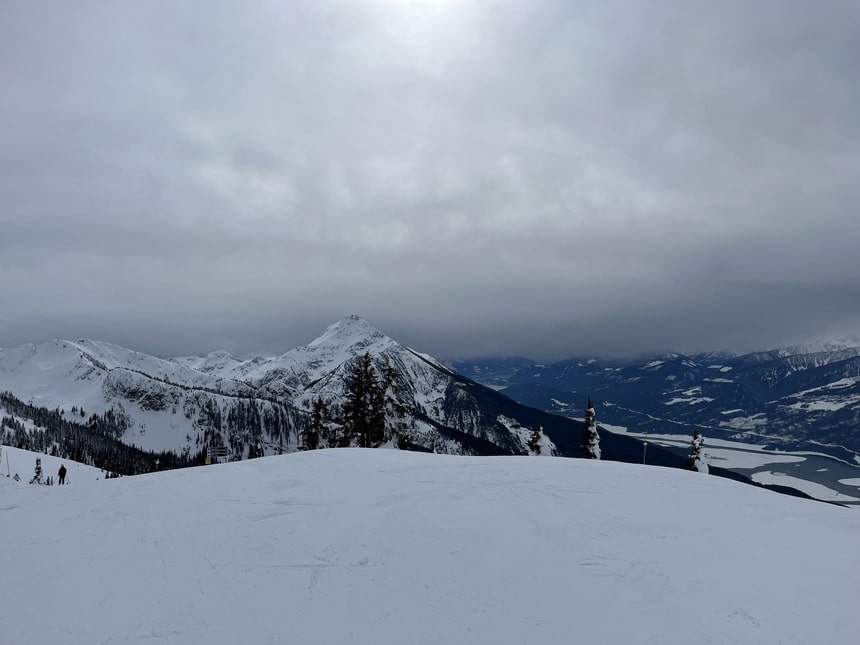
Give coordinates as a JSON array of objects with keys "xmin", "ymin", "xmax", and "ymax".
[{"xmin": 2, "ymin": 450, "xmax": 858, "ymax": 645}]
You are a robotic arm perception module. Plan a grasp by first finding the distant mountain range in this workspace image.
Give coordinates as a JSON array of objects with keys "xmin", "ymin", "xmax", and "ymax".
[
  {"xmin": 452, "ymin": 345, "xmax": 860, "ymax": 459},
  {"xmin": 3, "ymin": 316, "xmax": 857, "ymax": 503},
  {"xmin": 0, "ymin": 316, "xmax": 684, "ymax": 469}
]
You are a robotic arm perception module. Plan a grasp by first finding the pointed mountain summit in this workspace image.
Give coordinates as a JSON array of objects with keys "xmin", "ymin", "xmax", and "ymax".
[
  {"xmin": 286, "ymin": 314, "xmax": 396, "ymax": 372},
  {"xmin": 207, "ymin": 316, "xmax": 399, "ymax": 396},
  {"xmin": 306, "ymin": 315, "xmax": 389, "ymax": 351}
]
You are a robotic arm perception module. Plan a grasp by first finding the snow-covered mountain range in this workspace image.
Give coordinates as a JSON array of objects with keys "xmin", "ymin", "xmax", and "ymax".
[
  {"xmin": 455, "ymin": 345, "xmax": 860, "ymax": 456},
  {"xmin": 3, "ymin": 316, "xmax": 665, "ymax": 467},
  {"xmin": 5, "ymin": 316, "xmax": 858, "ymax": 504}
]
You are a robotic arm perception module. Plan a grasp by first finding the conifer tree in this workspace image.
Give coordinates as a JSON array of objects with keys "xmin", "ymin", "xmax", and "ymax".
[
  {"xmin": 686, "ymin": 429, "xmax": 708, "ymax": 473},
  {"xmin": 343, "ymin": 353, "xmax": 385, "ymax": 448},
  {"xmin": 30, "ymin": 457, "xmax": 43, "ymax": 484},
  {"xmin": 580, "ymin": 398, "xmax": 601, "ymax": 459},
  {"xmin": 303, "ymin": 397, "xmax": 326, "ymax": 450},
  {"xmin": 528, "ymin": 424, "xmax": 543, "ymax": 455}
]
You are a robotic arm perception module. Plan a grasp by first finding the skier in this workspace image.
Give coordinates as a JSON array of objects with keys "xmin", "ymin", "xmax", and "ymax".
[{"xmin": 58, "ymin": 464, "xmax": 67, "ymax": 485}]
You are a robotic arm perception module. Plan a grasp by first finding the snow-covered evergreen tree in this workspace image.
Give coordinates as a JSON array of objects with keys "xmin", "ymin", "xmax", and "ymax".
[
  {"xmin": 527, "ymin": 424, "xmax": 543, "ymax": 455},
  {"xmin": 580, "ymin": 398, "xmax": 601, "ymax": 459},
  {"xmin": 29, "ymin": 457, "xmax": 43, "ymax": 484},
  {"xmin": 686, "ymin": 429, "xmax": 708, "ymax": 473}
]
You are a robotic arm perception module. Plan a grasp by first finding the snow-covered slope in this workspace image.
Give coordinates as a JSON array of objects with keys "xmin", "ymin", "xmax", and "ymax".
[
  {"xmin": 1, "ymin": 444, "xmax": 103, "ymax": 484},
  {"xmin": 1, "ymin": 449, "xmax": 857, "ymax": 645},
  {"xmin": 0, "ymin": 338, "xmax": 268, "ymax": 454}
]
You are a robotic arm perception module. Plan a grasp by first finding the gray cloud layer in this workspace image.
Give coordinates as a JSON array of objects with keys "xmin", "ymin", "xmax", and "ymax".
[{"xmin": 2, "ymin": 0, "xmax": 858, "ymax": 360}]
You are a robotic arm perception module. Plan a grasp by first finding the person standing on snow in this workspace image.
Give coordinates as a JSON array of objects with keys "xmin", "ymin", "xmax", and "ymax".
[{"xmin": 58, "ymin": 464, "xmax": 67, "ymax": 485}]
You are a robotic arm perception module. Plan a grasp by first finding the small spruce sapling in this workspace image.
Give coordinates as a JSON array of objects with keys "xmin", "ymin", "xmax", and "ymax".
[
  {"xmin": 29, "ymin": 457, "xmax": 43, "ymax": 484},
  {"xmin": 528, "ymin": 424, "xmax": 543, "ymax": 455},
  {"xmin": 580, "ymin": 398, "xmax": 601, "ymax": 460},
  {"xmin": 686, "ymin": 429, "xmax": 709, "ymax": 473}
]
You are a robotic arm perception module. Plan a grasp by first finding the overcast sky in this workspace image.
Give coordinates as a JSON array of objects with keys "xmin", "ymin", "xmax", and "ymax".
[{"xmin": 1, "ymin": 0, "xmax": 859, "ymax": 361}]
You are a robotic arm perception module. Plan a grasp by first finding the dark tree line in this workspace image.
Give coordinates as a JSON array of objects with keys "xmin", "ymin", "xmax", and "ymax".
[
  {"xmin": 196, "ymin": 397, "xmax": 299, "ymax": 459},
  {"xmin": 302, "ymin": 397, "xmax": 327, "ymax": 450},
  {"xmin": 1, "ymin": 391, "xmax": 204, "ymax": 475}
]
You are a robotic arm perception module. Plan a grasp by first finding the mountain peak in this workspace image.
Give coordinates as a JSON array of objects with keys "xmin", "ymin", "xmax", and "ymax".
[{"xmin": 307, "ymin": 315, "xmax": 388, "ymax": 350}]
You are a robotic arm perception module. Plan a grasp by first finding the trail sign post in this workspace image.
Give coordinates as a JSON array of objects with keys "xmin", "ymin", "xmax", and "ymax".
[{"xmin": 206, "ymin": 446, "xmax": 230, "ymax": 464}]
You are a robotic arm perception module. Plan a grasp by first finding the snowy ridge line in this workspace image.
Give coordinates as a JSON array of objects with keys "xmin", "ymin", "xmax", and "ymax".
[
  {"xmin": 404, "ymin": 346, "xmax": 460, "ymax": 377},
  {"xmin": 76, "ymin": 347, "xmax": 108, "ymax": 372},
  {"xmin": 75, "ymin": 357, "xmax": 316, "ymax": 413},
  {"xmin": 94, "ymin": 362, "xmax": 264, "ymax": 400}
]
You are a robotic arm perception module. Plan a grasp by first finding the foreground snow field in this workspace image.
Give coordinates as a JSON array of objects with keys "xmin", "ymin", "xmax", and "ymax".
[{"xmin": 2, "ymin": 450, "xmax": 858, "ymax": 645}]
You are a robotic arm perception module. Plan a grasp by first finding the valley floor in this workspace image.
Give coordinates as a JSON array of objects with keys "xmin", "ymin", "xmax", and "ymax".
[{"xmin": 602, "ymin": 423, "xmax": 860, "ymax": 507}]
